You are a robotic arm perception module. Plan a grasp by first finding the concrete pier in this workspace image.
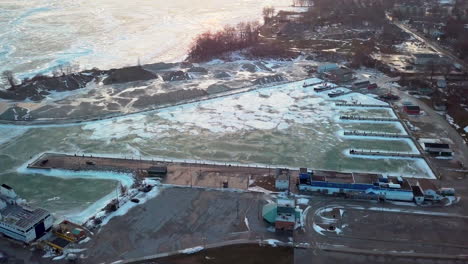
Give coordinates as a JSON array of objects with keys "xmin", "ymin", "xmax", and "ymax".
[
  {"xmin": 340, "ymin": 115, "xmax": 399, "ymax": 122},
  {"xmin": 343, "ymin": 131, "xmax": 410, "ymax": 138},
  {"xmin": 349, "ymin": 149, "xmax": 422, "ymax": 158},
  {"xmin": 26, "ymin": 153, "xmax": 296, "ymax": 192},
  {"xmin": 336, "ymin": 103, "xmax": 391, "ymax": 108}
]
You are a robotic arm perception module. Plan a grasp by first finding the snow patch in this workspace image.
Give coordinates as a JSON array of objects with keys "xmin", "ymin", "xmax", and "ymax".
[
  {"xmin": 180, "ymin": 246, "xmax": 204, "ymax": 254},
  {"xmin": 244, "ymin": 216, "xmax": 250, "ymax": 231},
  {"xmin": 264, "ymin": 239, "xmax": 281, "ymax": 247},
  {"xmin": 313, "ymin": 223, "xmax": 326, "ymax": 235}
]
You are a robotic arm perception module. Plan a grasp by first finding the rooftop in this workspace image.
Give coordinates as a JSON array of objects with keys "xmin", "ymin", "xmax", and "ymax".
[
  {"xmin": 277, "ymin": 198, "xmax": 295, "ymax": 208},
  {"xmin": 276, "ymin": 213, "xmax": 295, "ymax": 223},
  {"xmin": 418, "ymin": 179, "xmax": 438, "ymax": 191},
  {"xmin": 312, "ymin": 170, "xmax": 355, "ymax": 184},
  {"xmin": 0, "ymin": 203, "xmax": 50, "ymax": 231},
  {"xmin": 386, "ymin": 176, "xmax": 412, "ymax": 191},
  {"xmin": 353, "ymin": 173, "xmax": 380, "ymax": 184},
  {"xmin": 310, "ymin": 171, "xmax": 412, "ymax": 191},
  {"xmin": 413, "ymin": 53, "xmax": 441, "ymax": 59},
  {"xmin": 424, "ymin": 142, "xmax": 450, "ymax": 149}
]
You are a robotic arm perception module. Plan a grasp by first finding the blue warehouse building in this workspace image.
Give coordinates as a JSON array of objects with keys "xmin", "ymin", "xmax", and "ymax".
[{"xmin": 297, "ymin": 170, "xmax": 415, "ymax": 202}]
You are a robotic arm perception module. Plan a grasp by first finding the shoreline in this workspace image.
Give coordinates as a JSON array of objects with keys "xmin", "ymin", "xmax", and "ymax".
[{"xmin": 0, "ymin": 76, "xmax": 309, "ymax": 127}]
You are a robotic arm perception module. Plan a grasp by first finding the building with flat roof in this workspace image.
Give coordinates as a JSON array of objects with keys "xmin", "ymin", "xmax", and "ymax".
[
  {"xmin": 275, "ymin": 168, "xmax": 290, "ymax": 191},
  {"xmin": 404, "ymin": 105, "xmax": 421, "ymax": 115},
  {"xmin": 262, "ymin": 198, "xmax": 301, "ymax": 232},
  {"xmin": 275, "ymin": 198, "xmax": 296, "ymax": 231},
  {"xmin": 423, "ymin": 142, "xmax": 453, "ymax": 157},
  {"xmin": 298, "ymin": 170, "xmax": 414, "ymax": 202},
  {"xmin": 0, "ymin": 184, "xmax": 53, "ymax": 243}
]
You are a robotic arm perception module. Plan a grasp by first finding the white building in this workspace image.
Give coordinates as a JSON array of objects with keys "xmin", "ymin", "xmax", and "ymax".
[
  {"xmin": 275, "ymin": 168, "xmax": 290, "ymax": 191},
  {"xmin": 0, "ymin": 184, "xmax": 53, "ymax": 243}
]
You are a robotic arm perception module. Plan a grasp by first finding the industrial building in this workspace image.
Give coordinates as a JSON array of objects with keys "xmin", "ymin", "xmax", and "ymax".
[
  {"xmin": 0, "ymin": 184, "xmax": 53, "ymax": 243},
  {"xmin": 423, "ymin": 142, "xmax": 453, "ymax": 157},
  {"xmin": 298, "ymin": 170, "xmax": 414, "ymax": 201},
  {"xmin": 262, "ymin": 198, "xmax": 302, "ymax": 232},
  {"xmin": 297, "ymin": 169, "xmax": 455, "ymax": 204}
]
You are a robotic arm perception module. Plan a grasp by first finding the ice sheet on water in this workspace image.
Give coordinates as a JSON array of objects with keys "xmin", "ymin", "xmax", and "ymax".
[
  {"xmin": 0, "ymin": 126, "xmax": 28, "ymax": 145},
  {"xmin": 17, "ymin": 166, "xmax": 135, "ymax": 187}
]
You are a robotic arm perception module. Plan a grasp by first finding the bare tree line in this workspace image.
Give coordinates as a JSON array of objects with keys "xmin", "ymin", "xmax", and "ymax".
[
  {"xmin": 262, "ymin": 6, "xmax": 275, "ymax": 24},
  {"xmin": 1, "ymin": 63, "xmax": 81, "ymax": 89},
  {"xmin": 187, "ymin": 21, "xmax": 261, "ymax": 62}
]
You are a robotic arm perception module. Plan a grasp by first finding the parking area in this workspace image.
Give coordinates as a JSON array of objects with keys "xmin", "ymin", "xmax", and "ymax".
[{"xmin": 76, "ymin": 187, "xmax": 282, "ymax": 264}]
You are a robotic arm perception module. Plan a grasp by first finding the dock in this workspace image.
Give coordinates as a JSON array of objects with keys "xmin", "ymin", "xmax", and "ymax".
[
  {"xmin": 335, "ymin": 103, "xmax": 391, "ymax": 108},
  {"xmin": 314, "ymin": 86, "xmax": 336, "ymax": 92},
  {"xmin": 302, "ymin": 80, "xmax": 323, "ymax": 87},
  {"xmin": 27, "ymin": 153, "xmax": 298, "ymax": 192},
  {"xmin": 349, "ymin": 149, "xmax": 422, "ymax": 158},
  {"xmin": 343, "ymin": 131, "xmax": 410, "ymax": 138},
  {"xmin": 340, "ymin": 115, "xmax": 399, "ymax": 122}
]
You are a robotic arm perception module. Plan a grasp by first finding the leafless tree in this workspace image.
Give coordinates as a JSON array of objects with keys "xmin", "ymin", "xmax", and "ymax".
[
  {"xmin": 187, "ymin": 21, "xmax": 261, "ymax": 62},
  {"xmin": 262, "ymin": 6, "xmax": 275, "ymax": 24}
]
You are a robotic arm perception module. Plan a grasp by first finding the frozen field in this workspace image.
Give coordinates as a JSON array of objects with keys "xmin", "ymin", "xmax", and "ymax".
[
  {"xmin": 0, "ymin": 78, "xmax": 435, "ymax": 219},
  {"xmin": 0, "ymin": 0, "xmax": 291, "ymax": 83}
]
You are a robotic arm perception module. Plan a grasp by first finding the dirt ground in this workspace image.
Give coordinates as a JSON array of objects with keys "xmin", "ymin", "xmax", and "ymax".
[
  {"xmin": 76, "ymin": 188, "xmax": 283, "ymax": 264},
  {"xmin": 139, "ymin": 244, "xmax": 293, "ymax": 264}
]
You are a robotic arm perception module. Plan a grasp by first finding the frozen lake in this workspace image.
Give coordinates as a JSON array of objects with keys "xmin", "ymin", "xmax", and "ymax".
[
  {"xmin": 0, "ymin": 78, "xmax": 435, "ymax": 220},
  {"xmin": 0, "ymin": 0, "xmax": 292, "ymax": 83}
]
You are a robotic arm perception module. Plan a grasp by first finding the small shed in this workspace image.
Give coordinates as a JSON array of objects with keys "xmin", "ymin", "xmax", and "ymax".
[
  {"xmin": 147, "ymin": 166, "xmax": 167, "ymax": 177},
  {"xmin": 275, "ymin": 168, "xmax": 290, "ymax": 191},
  {"xmin": 403, "ymin": 105, "xmax": 421, "ymax": 115}
]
